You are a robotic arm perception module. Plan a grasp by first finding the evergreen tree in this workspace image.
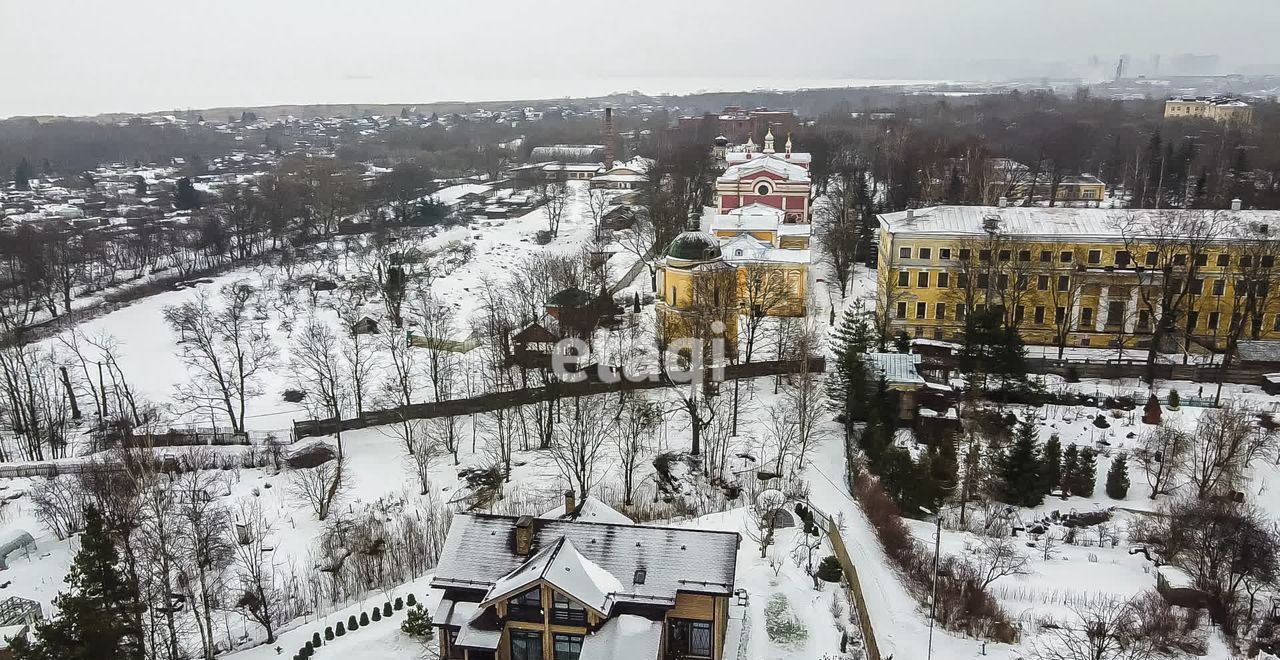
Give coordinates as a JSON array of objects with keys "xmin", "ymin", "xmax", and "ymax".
[
  {"xmin": 1040, "ymin": 435, "xmax": 1062, "ymax": 498},
  {"xmin": 13, "ymin": 157, "xmax": 34, "ymax": 191},
  {"xmin": 959, "ymin": 307, "xmax": 1026, "ymax": 389},
  {"xmin": 12, "ymin": 506, "xmax": 143, "ymax": 660},
  {"xmin": 828, "ymin": 302, "xmax": 875, "ymax": 423},
  {"xmin": 174, "ymin": 177, "xmax": 200, "ymax": 210},
  {"xmin": 133, "ymin": 176, "xmax": 147, "ymax": 197},
  {"xmin": 1105, "ymin": 453, "xmax": 1130, "ymax": 499},
  {"xmin": 1060, "ymin": 444, "xmax": 1079, "ymax": 497},
  {"xmin": 998, "ymin": 417, "xmax": 1044, "ymax": 507},
  {"xmin": 1073, "ymin": 447, "xmax": 1098, "ymax": 497}
]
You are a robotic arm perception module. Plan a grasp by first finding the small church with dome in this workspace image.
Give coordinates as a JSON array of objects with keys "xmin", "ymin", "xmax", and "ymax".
[{"xmin": 654, "ymin": 128, "xmax": 812, "ymax": 353}]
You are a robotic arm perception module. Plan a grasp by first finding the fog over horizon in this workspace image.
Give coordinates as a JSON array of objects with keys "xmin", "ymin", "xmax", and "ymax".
[{"xmin": 3, "ymin": 0, "xmax": 1277, "ymax": 118}]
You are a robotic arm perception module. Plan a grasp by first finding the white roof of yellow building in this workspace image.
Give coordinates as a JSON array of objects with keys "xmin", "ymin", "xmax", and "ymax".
[{"xmin": 879, "ymin": 206, "xmax": 1280, "ymax": 241}]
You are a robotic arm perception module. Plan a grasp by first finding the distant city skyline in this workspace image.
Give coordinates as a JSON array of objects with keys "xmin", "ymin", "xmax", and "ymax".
[{"xmin": 2, "ymin": 0, "xmax": 1277, "ymax": 118}]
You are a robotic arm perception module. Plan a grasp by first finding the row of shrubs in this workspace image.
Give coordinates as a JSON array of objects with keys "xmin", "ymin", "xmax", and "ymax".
[
  {"xmin": 851, "ymin": 468, "xmax": 1016, "ymax": 642},
  {"xmin": 292, "ymin": 594, "xmax": 418, "ymax": 660}
]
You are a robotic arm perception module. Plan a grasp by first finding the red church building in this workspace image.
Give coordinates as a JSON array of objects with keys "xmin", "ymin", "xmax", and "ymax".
[{"xmin": 715, "ymin": 129, "xmax": 812, "ymax": 224}]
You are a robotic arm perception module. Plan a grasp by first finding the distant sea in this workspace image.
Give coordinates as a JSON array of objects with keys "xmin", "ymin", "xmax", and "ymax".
[{"xmin": 4, "ymin": 76, "xmax": 951, "ymax": 119}]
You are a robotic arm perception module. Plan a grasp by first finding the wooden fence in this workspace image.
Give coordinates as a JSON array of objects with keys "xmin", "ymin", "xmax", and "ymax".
[
  {"xmin": 804, "ymin": 498, "xmax": 882, "ymax": 660},
  {"xmin": 294, "ymin": 357, "xmax": 825, "ymax": 439}
]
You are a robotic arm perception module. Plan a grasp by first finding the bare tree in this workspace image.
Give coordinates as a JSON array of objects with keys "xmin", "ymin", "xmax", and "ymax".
[
  {"xmin": 412, "ymin": 290, "xmax": 458, "ymax": 403},
  {"xmin": 1185, "ymin": 401, "xmax": 1275, "ymax": 499},
  {"xmin": 230, "ymin": 500, "xmax": 285, "ymax": 644},
  {"xmin": 970, "ymin": 535, "xmax": 1030, "ymax": 590},
  {"xmin": 163, "ymin": 284, "xmax": 273, "ymax": 433},
  {"xmin": 289, "ymin": 458, "xmax": 350, "ymax": 521},
  {"xmin": 290, "ymin": 317, "xmax": 347, "ymax": 453},
  {"xmin": 738, "ymin": 265, "xmax": 793, "ymax": 362},
  {"xmin": 172, "ymin": 462, "xmax": 233, "ymax": 660},
  {"xmin": 550, "ymin": 395, "xmax": 617, "ymax": 500},
  {"xmin": 538, "ymin": 181, "xmax": 570, "ymax": 239},
  {"xmin": 1137, "ymin": 422, "xmax": 1189, "ymax": 498},
  {"xmin": 615, "ymin": 395, "xmax": 659, "ymax": 506},
  {"xmin": 745, "ymin": 490, "xmax": 787, "ymax": 558},
  {"xmin": 586, "ymin": 187, "xmax": 612, "ymax": 241},
  {"xmin": 1116, "ymin": 210, "xmax": 1227, "ymax": 382},
  {"xmin": 1031, "ymin": 598, "xmax": 1162, "ymax": 660}
]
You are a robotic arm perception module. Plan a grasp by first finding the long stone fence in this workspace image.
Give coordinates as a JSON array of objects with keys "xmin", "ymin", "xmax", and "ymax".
[{"xmin": 293, "ymin": 357, "xmax": 825, "ymax": 439}]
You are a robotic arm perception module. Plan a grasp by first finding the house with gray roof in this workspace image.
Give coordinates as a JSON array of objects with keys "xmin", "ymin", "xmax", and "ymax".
[{"xmin": 430, "ymin": 513, "xmax": 740, "ymax": 660}]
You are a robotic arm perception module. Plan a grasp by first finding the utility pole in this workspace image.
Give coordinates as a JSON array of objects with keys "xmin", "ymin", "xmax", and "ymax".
[{"xmin": 927, "ymin": 510, "xmax": 942, "ymax": 659}]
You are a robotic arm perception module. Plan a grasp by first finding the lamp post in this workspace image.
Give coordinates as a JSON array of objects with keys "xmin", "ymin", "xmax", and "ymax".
[{"xmin": 924, "ymin": 507, "xmax": 944, "ymax": 660}]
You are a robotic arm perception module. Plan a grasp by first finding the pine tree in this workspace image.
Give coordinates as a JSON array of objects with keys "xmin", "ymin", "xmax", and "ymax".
[
  {"xmin": 1060, "ymin": 444, "xmax": 1079, "ymax": 497},
  {"xmin": 1105, "ymin": 453, "xmax": 1130, "ymax": 499},
  {"xmin": 1074, "ymin": 447, "xmax": 1098, "ymax": 497},
  {"xmin": 998, "ymin": 417, "xmax": 1043, "ymax": 507},
  {"xmin": 12, "ymin": 506, "xmax": 143, "ymax": 660},
  {"xmin": 828, "ymin": 302, "xmax": 875, "ymax": 423},
  {"xmin": 13, "ymin": 157, "xmax": 34, "ymax": 191},
  {"xmin": 175, "ymin": 177, "xmax": 200, "ymax": 210},
  {"xmin": 1040, "ymin": 435, "xmax": 1062, "ymax": 499}
]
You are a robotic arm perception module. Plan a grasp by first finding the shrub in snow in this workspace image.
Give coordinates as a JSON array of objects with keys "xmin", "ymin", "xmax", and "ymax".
[
  {"xmin": 394, "ymin": 597, "xmax": 404, "ymax": 610},
  {"xmin": 335, "ymin": 622, "xmax": 345, "ymax": 636},
  {"xmin": 817, "ymin": 555, "xmax": 845, "ymax": 583},
  {"xmin": 401, "ymin": 604, "xmax": 434, "ymax": 640},
  {"xmin": 407, "ymin": 593, "xmax": 417, "ymax": 606},
  {"xmin": 764, "ymin": 593, "xmax": 808, "ymax": 646},
  {"xmin": 312, "ymin": 632, "xmax": 322, "ymax": 647},
  {"xmin": 348, "ymin": 614, "xmax": 359, "ymax": 630},
  {"xmin": 325, "ymin": 627, "xmax": 334, "ymax": 641},
  {"xmin": 1105, "ymin": 453, "xmax": 1130, "ymax": 499},
  {"xmin": 383, "ymin": 602, "xmax": 393, "ymax": 617},
  {"xmin": 360, "ymin": 612, "xmax": 369, "ymax": 626},
  {"xmin": 535, "ymin": 230, "xmax": 553, "ymax": 245},
  {"xmin": 372, "ymin": 607, "xmax": 381, "ymax": 622},
  {"xmin": 1168, "ymin": 390, "xmax": 1180, "ymax": 409},
  {"xmin": 1092, "ymin": 414, "xmax": 1110, "ymax": 429}
]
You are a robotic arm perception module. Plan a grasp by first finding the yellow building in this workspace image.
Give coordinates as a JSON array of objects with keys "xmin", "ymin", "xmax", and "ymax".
[
  {"xmin": 876, "ymin": 205, "xmax": 1280, "ymax": 351},
  {"xmin": 1164, "ymin": 96, "xmax": 1254, "ymax": 124},
  {"xmin": 655, "ymin": 228, "xmax": 740, "ymax": 357}
]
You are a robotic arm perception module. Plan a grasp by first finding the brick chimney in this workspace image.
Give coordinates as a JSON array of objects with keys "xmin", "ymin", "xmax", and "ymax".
[
  {"xmin": 603, "ymin": 108, "xmax": 616, "ymax": 170},
  {"xmin": 564, "ymin": 490, "xmax": 577, "ymax": 517},
  {"xmin": 1232, "ymin": 197, "xmax": 1243, "ymax": 211},
  {"xmin": 514, "ymin": 516, "xmax": 535, "ymax": 556}
]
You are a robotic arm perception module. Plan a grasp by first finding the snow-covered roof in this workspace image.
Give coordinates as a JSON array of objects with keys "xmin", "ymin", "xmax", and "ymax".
[
  {"xmin": 721, "ymin": 234, "xmax": 811, "ymax": 265},
  {"xmin": 879, "ymin": 206, "xmax": 1280, "ymax": 242},
  {"xmin": 726, "ymin": 150, "xmax": 812, "ymax": 166},
  {"xmin": 1236, "ymin": 340, "xmax": 1280, "ymax": 364},
  {"xmin": 868, "ymin": 352, "xmax": 926, "ymax": 387},
  {"xmin": 539, "ymin": 495, "xmax": 633, "ymax": 525},
  {"xmin": 482, "ymin": 537, "xmax": 623, "ymax": 615},
  {"xmin": 1157, "ymin": 565, "xmax": 1196, "ymax": 590},
  {"xmin": 579, "ymin": 614, "xmax": 664, "ymax": 660},
  {"xmin": 719, "ymin": 155, "xmax": 810, "ymax": 183},
  {"xmin": 433, "ymin": 183, "xmax": 491, "ymax": 207},
  {"xmin": 434, "ymin": 514, "xmax": 739, "ymax": 602},
  {"xmin": 710, "ymin": 203, "xmax": 784, "ymax": 232}
]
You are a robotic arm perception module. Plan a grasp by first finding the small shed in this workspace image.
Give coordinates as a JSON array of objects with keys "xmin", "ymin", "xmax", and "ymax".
[
  {"xmin": 1156, "ymin": 565, "xmax": 1208, "ymax": 609},
  {"xmin": 351, "ymin": 316, "xmax": 380, "ymax": 335},
  {"xmin": 1237, "ymin": 341, "xmax": 1280, "ymax": 370},
  {"xmin": 868, "ymin": 353, "xmax": 929, "ymax": 422}
]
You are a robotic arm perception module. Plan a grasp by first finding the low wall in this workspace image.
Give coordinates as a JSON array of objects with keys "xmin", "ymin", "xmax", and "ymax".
[{"xmin": 294, "ymin": 357, "xmax": 825, "ymax": 439}]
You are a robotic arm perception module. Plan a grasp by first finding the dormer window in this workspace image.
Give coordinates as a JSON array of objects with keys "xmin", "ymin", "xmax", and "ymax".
[
  {"xmin": 551, "ymin": 591, "xmax": 588, "ymax": 626},
  {"xmin": 755, "ymin": 181, "xmax": 772, "ymax": 196},
  {"xmin": 509, "ymin": 586, "xmax": 543, "ymax": 623}
]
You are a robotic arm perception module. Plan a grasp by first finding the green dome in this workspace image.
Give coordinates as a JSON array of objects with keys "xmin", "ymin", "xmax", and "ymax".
[{"xmin": 665, "ymin": 230, "xmax": 722, "ymax": 262}]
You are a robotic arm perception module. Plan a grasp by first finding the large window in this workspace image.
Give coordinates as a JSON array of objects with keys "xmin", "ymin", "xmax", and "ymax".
[
  {"xmin": 509, "ymin": 587, "xmax": 544, "ymax": 623},
  {"xmin": 553, "ymin": 634, "xmax": 583, "ymax": 660},
  {"xmin": 669, "ymin": 619, "xmax": 714, "ymax": 659},
  {"xmin": 550, "ymin": 592, "xmax": 587, "ymax": 626},
  {"xmin": 511, "ymin": 630, "xmax": 543, "ymax": 660}
]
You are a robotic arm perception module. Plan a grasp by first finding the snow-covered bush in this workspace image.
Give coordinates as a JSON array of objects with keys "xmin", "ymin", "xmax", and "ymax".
[
  {"xmin": 764, "ymin": 593, "xmax": 809, "ymax": 646},
  {"xmin": 401, "ymin": 603, "xmax": 434, "ymax": 640}
]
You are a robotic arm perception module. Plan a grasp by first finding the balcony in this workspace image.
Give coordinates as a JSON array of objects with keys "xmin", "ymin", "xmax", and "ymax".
[
  {"xmin": 507, "ymin": 604, "xmax": 544, "ymax": 624},
  {"xmin": 550, "ymin": 609, "xmax": 588, "ymax": 626}
]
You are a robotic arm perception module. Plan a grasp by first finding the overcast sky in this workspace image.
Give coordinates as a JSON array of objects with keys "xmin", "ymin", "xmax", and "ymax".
[{"xmin": 2, "ymin": 0, "xmax": 1276, "ymax": 118}]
